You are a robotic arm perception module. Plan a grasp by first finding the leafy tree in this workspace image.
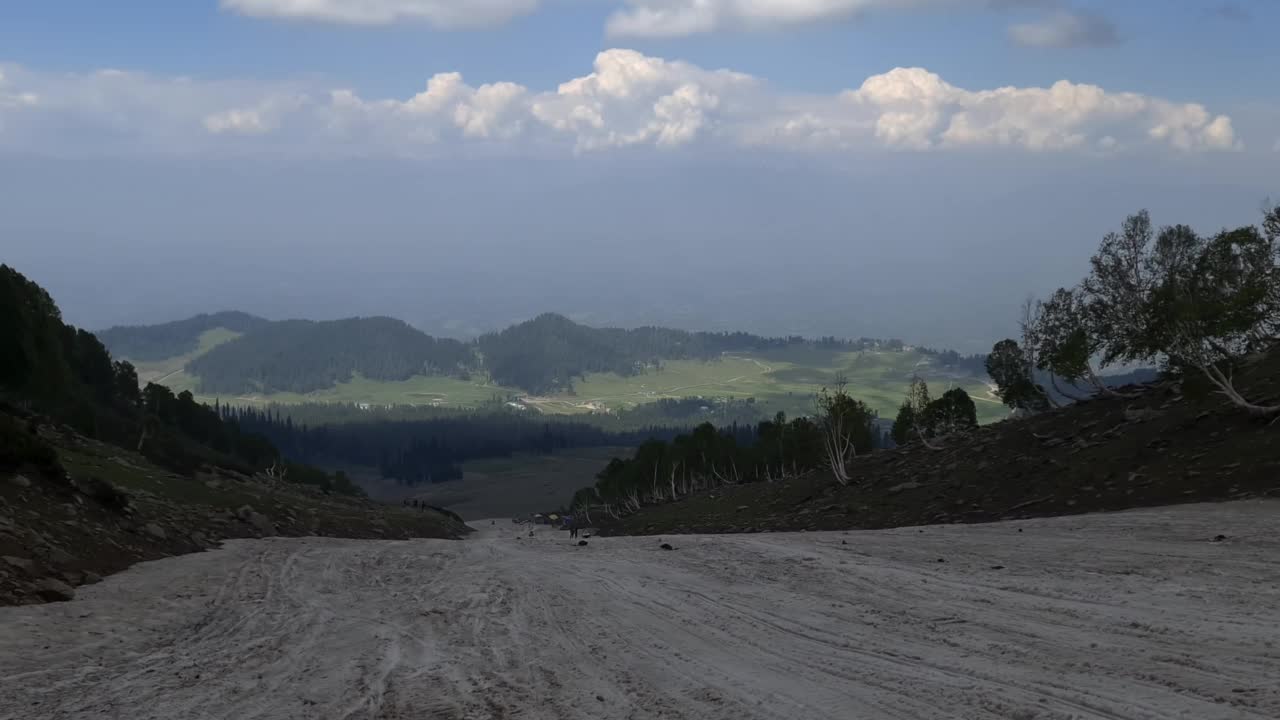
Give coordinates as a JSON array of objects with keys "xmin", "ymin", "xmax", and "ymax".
[
  {"xmin": 1080, "ymin": 210, "xmax": 1160, "ymax": 367},
  {"xmin": 1068, "ymin": 207, "xmax": 1280, "ymax": 416},
  {"xmin": 1143, "ymin": 209, "xmax": 1280, "ymax": 415},
  {"xmin": 815, "ymin": 379, "xmax": 876, "ymax": 485},
  {"xmin": 1031, "ymin": 287, "xmax": 1139, "ymax": 400},
  {"xmin": 985, "ymin": 339, "xmax": 1049, "ymax": 413},
  {"xmin": 896, "ymin": 376, "xmax": 974, "ymax": 449},
  {"xmin": 890, "ymin": 401, "xmax": 916, "ymax": 446},
  {"xmin": 926, "ymin": 388, "xmax": 978, "ymax": 436},
  {"xmin": 904, "ymin": 376, "xmax": 942, "ymax": 448},
  {"xmin": 112, "ymin": 361, "xmax": 142, "ymax": 408},
  {"xmin": 569, "ymin": 395, "xmax": 870, "ymax": 519}
]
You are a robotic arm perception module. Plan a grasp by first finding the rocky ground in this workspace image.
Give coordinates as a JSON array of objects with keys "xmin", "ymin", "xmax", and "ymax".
[
  {"xmin": 597, "ymin": 351, "xmax": 1280, "ymax": 536},
  {"xmin": 0, "ymin": 419, "xmax": 469, "ymax": 606}
]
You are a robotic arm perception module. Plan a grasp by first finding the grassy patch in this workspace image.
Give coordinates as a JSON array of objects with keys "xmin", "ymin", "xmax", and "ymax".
[
  {"xmin": 169, "ymin": 345, "xmax": 1005, "ymax": 425},
  {"xmin": 186, "ymin": 372, "xmax": 511, "ymax": 409},
  {"xmin": 557, "ymin": 349, "xmax": 1005, "ymax": 423},
  {"xmin": 130, "ymin": 327, "xmax": 242, "ymax": 386}
]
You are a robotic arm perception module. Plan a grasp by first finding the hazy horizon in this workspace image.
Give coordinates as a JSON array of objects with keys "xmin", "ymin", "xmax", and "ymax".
[{"xmin": 3, "ymin": 1, "xmax": 1278, "ymax": 355}]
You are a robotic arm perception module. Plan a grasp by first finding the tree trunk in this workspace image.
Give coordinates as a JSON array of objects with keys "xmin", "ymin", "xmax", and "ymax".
[{"xmin": 1202, "ymin": 363, "xmax": 1280, "ymax": 417}]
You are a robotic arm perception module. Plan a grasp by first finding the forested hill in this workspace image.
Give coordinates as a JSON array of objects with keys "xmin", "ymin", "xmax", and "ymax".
[
  {"xmin": 100, "ymin": 309, "xmax": 986, "ymax": 397},
  {"xmin": 187, "ymin": 317, "xmax": 478, "ymax": 395},
  {"xmin": 476, "ymin": 312, "xmax": 891, "ymax": 394},
  {"xmin": 98, "ymin": 311, "xmax": 269, "ymax": 361}
]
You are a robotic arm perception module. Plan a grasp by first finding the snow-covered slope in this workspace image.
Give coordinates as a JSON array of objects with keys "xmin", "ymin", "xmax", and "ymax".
[{"xmin": 2, "ymin": 501, "xmax": 1278, "ymax": 719}]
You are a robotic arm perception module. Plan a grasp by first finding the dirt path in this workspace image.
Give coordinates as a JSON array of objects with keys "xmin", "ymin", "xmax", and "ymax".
[{"xmin": 2, "ymin": 501, "xmax": 1278, "ymax": 719}]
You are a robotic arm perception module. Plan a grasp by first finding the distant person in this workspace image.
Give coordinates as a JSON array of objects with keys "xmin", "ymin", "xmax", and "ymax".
[{"xmin": 568, "ymin": 518, "xmax": 579, "ymax": 539}]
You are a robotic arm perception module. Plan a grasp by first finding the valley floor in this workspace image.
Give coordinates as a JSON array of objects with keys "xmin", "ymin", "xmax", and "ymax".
[{"xmin": 2, "ymin": 501, "xmax": 1278, "ymax": 720}]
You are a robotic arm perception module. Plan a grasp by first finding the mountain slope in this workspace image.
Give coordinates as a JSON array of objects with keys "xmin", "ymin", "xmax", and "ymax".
[
  {"xmin": 1, "ymin": 264, "xmax": 470, "ymax": 606},
  {"xmin": 187, "ymin": 317, "xmax": 478, "ymax": 395},
  {"xmin": 479, "ymin": 313, "xmax": 892, "ymax": 394},
  {"xmin": 0, "ymin": 409, "xmax": 469, "ymax": 605},
  {"xmin": 97, "ymin": 311, "xmax": 994, "ymax": 413},
  {"xmin": 594, "ymin": 346, "xmax": 1280, "ymax": 536},
  {"xmin": 98, "ymin": 311, "xmax": 270, "ymax": 362}
]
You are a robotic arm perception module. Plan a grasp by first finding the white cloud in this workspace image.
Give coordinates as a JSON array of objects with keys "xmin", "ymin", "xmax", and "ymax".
[
  {"xmin": 1008, "ymin": 10, "xmax": 1119, "ymax": 48},
  {"xmin": 748, "ymin": 67, "xmax": 1239, "ymax": 152},
  {"xmin": 204, "ymin": 95, "xmax": 306, "ymax": 135},
  {"xmin": 604, "ymin": 0, "xmax": 1082, "ymax": 38},
  {"xmin": 204, "ymin": 108, "xmax": 271, "ymax": 135},
  {"xmin": 0, "ymin": 68, "xmax": 40, "ymax": 109},
  {"xmin": 530, "ymin": 49, "xmax": 756, "ymax": 150},
  {"xmin": 607, "ymin": 0, "xmax": 906, "ymax": 37},
  {"xmin": 0, "ymin": 52, "xmax": 1244, "ymax": 156},
  {"xmin": 220, "ymin": 0, "xmax": 539, "ymax": 27}
]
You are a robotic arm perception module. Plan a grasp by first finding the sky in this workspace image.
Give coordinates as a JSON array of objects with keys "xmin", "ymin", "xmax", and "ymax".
[{"xmin": 1, "ymin": 0, "xmax": 1278, "ymax": 352}]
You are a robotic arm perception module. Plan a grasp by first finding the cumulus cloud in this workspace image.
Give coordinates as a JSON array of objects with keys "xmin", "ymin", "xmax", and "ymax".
[
  {"xmin": 530, "ymin": 50, "xmax": 756, "ymax": 150},
  {"xmin": 740, "ymin": 67, "xmax": 1239, "ymax": 152},
  {"xmin": 0, "ymin": 51, "xmax": 1243, "ymax": 155},
  {"xmin": 220, "ymin": 0, "xmax": 539, "ymax": 27},
  {"xmin": 1009, "ymin": 9, "xmax": 1120, "ymax": 48}
]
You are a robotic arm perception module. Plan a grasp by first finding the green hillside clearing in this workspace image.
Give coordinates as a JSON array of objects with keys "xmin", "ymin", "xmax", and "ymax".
[
  {"xmin": 169, "ymin": 345, "xmax": 1003, "ymax": 424},
  {"xmin": 128, "ymin": 328, "xmax": 242, "ymax": 386}
]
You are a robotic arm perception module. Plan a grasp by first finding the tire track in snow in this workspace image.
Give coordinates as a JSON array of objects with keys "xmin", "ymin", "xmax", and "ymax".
[{"xmin": 2, "ymin": 502, "xmax": 1279, "ymax": 720}]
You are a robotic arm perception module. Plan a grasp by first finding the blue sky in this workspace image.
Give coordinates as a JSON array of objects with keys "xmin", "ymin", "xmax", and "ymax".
[
  {"xmin": 1, "ymin": 1, "xmax": 1277, "ymax": 349},
  {"xmin": 2, "ymin": 1, "xmax": 1276, "ymax": 103}
]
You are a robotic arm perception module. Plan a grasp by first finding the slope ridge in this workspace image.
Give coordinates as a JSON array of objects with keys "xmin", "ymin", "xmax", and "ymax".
[{"xmin": 596, "ymin": 346, "xmax": 1280, "ymax": 536}]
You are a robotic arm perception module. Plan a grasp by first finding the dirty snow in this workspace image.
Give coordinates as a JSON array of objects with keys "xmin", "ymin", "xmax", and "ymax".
[{"xmin": 2, "ymin": 501, "xmax": 1279, "ymax": 719}]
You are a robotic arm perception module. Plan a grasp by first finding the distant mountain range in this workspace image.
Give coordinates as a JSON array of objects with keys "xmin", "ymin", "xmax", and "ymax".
[{"xmin": 99, "ymin": 312, "xmax": 979, "ymax": 397}]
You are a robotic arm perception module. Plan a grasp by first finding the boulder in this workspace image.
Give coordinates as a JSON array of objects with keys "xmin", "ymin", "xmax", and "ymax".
[
  {"xmin": 236, "ymin": 506, "xmax": 277, "ymax": 536},
  {"xmin": 8, "ymin": 475, "xmax": 31, "ymax": 489},
  {"xmin": 75, "ymin": 476, "xmax": 131, "ymax": 513},
  {"xmin": 144, "ymin": 523, "xmax": 168, "ymax": 540},
  {"xmin": 35, "ymin": 578, "xmax": 75, "ymax": 602}
]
